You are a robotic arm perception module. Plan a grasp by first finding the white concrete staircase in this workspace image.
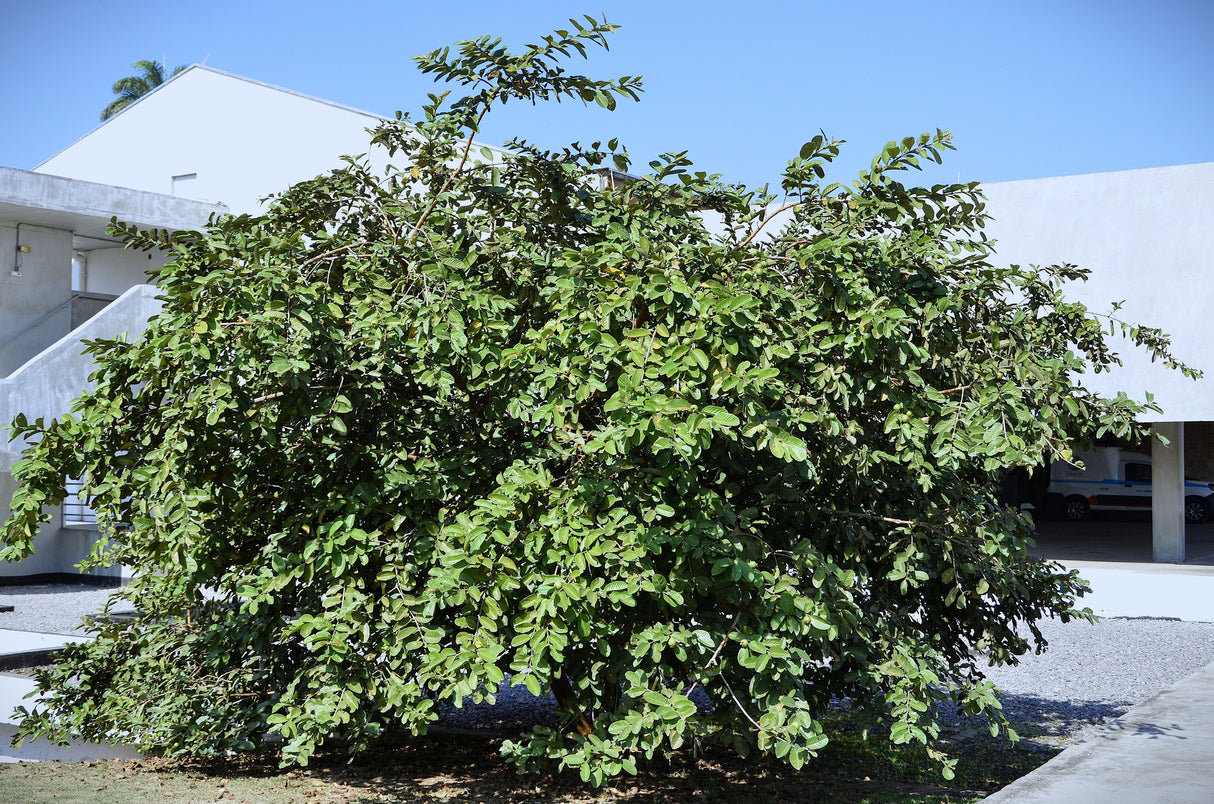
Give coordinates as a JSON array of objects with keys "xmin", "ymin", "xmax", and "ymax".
[{"xmin": 1, "ymin": 284, "xmax": 162, "ymax": 579}]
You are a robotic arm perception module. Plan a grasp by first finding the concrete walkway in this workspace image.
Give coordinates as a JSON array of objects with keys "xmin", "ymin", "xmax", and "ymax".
[
  {"xmin": 984, "ymin": 522, "xmax": 1214, "ymax": 801},
  {"xmin": 0, "ymin": 629, "xmax": 84, "ymax": 654},
  {"xmin": 1064, "ymin": 560, "xmax": 1214, "ymax": 621},
  {"xmin": 983, "ymin": 659, "xmax": 1214, "ymax": 803}
]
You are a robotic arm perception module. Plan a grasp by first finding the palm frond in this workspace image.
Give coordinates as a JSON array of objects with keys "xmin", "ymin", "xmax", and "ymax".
[
  {"xmin": 100, "ymin": 97, "xmax": 133, "ymax": 121},
  {"xmin": 131, "ymin": 59, "xmax": 166, "ymax": 86},
  {"xmin": 100, "ymin": 59, "xmax": 187, "ymax": 120},
  {"xmin": 110, "ymin": 76, "xmax": 153, "ymax": 99}
]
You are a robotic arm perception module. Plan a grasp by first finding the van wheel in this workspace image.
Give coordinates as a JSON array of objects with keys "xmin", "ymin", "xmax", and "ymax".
[
  {"xmin": 1185, "ymin": 497, "xmax": 1211, "ymax": 524},
  {"xmin": 1064, "ymin": 496, "xmax": 1091, "ymax": 521}
]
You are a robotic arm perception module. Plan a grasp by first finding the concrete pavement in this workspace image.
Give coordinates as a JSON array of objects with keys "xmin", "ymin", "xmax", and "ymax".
[
  {"xmin": 1064, "ymin": 560, "xmax": 1214, "ymax": 621},
  {"xmin": 0, "ymin": 629, "xmax": 84, "ymax": 654},
  {"xmin": 981, "ymin": 520, "xmax": 1214, "ymax": 801},
  {"xmin": 983, "ymin": 659, "xmax": 1214, "ymax": 803}
]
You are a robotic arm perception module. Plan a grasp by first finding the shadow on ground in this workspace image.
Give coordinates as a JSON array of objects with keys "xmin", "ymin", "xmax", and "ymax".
[{"xmin": 1032, "ymin": 514, "xmax": 1214, "ymax": 565}]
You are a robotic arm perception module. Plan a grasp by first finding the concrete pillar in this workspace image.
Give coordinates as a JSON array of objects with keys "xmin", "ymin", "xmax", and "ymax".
[{"xmin": 1152, "ymin": 422, "xmax": 1186, "ymax": 563}]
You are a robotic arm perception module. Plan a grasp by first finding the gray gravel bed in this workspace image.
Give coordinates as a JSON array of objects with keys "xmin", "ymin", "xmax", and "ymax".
[
  {"xmin": 5, "ymin": 585, "xmax": 1214, "ymax": 748},
  {"xmin": 0, "ymin": 584, "xmax": 126, "ymax": 636},
  {"xmin": 983, "ymin": 616, "xmax": 1214, "ymax": 705},
  {"xmin": 966, "ymin": 616, "xmax": 1214, "ymax": 745}
]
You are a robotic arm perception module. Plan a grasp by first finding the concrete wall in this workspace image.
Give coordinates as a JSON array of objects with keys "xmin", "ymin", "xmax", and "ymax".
[
  {"xmin": 982, "ymin": 163, "xmax": 1214, "ymax": 423},
  {"xmin": 82, "ymin": 246, "xmax": 167, "ymax": 296},
  {"xmin": 0, "ymin": 224, "xmax": 162, "ymax": 377},
  {"xmin": 1, "ymin": 168, "xmax": 222, "ymax": 377},
  {"xmin": 0, "ymin": 223, "xmax": 73, "ymax": 376},
  {"xmin": 0, "ymin": 165, "xmax": 227, "ymax": 233},
  {"xmin": 0, "ymin": 170, "xmax": 224, "ymax": 579}
]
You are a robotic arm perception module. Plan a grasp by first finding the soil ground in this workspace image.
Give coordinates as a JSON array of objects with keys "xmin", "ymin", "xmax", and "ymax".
[{"xmin": 0, "ymin": 725, "xmax": 1050, "ymax": 804}]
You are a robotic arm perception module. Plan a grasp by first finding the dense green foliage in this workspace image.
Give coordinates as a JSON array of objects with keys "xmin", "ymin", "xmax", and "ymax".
[{"xmin": 4, "ymin": 17, "xmax": 1190, "ymax": 784}]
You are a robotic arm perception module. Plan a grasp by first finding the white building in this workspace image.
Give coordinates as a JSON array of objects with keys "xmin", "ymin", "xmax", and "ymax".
[
  {"xmin": 1, "ymin": 67, "xmax": 438, "ymax": 583},
  {"xmin": 36, "ymin": 65, "xmax": 505, "ymax": 216},
  {"xmin": 1, "ymin": 167, "xmax": 224, "ymax": 581},
  {"xmin": 982, "ymin": 163, "xmax": 1214, "ymax": 561},
  {"xmin": 3, "ymin": 66, "xmax": 502, "ymax": 582},
  {"xmin": 37, "ymin": 65, "xmax": 384, "ymax": 214}
]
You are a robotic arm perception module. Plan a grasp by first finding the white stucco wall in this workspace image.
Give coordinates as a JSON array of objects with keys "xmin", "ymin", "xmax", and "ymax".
[
  {"xmin": 36, "ymin": 66, "xmax": 391, "ymax": 215},
  {"xmin": 81, "ymin": 246, "xmax": 167, "ymax": 296},
  {"xmin": 982, "ymin": 163, "xmax": 1214, "ymax": 422},
  {"xmin": 0, "ymin": 223, "xmax": 73, "ymax": 377}
]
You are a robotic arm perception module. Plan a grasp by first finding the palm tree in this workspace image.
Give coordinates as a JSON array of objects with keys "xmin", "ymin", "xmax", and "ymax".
[{"xmin": 101, "ymin": 59, "xmax": 188, "ymax": 120}]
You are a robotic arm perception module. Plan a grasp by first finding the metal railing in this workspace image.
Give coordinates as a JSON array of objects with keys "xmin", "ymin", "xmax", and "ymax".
[
  {"xmin": 63, "ymin": 478, "xmax": 98, "ymax": 525},
  {"xmin": 0, "ymin": 291, "xmax": 119, "ymax": 378}
]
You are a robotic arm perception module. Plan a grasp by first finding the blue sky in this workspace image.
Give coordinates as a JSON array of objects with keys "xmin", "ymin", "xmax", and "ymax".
[{"xmin": 2, "ymin": 0, "xmax": 1211, "ymax": 191}]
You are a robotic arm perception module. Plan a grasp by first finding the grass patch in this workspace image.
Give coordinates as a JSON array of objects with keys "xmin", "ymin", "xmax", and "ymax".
[{"xmin": 0, "ymin": 724, "xmax": 1056, "ymax": 803}]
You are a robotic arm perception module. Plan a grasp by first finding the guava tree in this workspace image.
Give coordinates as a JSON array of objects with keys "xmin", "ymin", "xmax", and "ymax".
[{"xmin": 2, "ymin": 16, "xmax": 1189, "ymax": 784}]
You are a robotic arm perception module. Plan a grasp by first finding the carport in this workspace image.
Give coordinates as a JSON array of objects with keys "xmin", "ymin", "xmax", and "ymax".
[{"xmin": 983, "ymin": 163, "xmax": 1214, "ymax": 563}]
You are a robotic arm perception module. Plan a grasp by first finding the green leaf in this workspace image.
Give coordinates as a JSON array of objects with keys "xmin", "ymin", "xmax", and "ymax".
[{"xmin": 524, "ymin": 674, "xmax": 542, "ymax": 697}]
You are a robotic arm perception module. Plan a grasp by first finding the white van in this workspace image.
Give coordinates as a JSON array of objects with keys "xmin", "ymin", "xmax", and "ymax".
[{"xmin": 1046, "ymin": 447, "xmax": 1214, "ymax": 523}]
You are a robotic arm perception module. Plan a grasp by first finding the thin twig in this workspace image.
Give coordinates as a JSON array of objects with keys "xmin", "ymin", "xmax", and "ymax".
[
  {"xmin": 298, "ymin": 241, "xmax": 372, "ymax": 272},
  {"xmin": 820, "ymin": 508, "xmax": 940, "ymax": 530},
  {"xmin": 736, "ymin": 201, "xmax": 800, "ymax": 249},
  {"xmin": 720, "ymin": 675, "xmax": 764, "ymax": 731},
  {"xmin": 407, "ymin": 108, "xmax": 490, "ymax": 245},
  {"xmin": 682, "ymin": 607, "xmax": 744, "ymax": 698}
]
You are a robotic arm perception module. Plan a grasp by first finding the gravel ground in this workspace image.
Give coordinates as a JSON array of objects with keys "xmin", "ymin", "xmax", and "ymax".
[
  {"xmin": 969, "ymin": 615, "xmax": 1214, "ymax": 745},
  {"xmin": 4, "ymin": 585, "xmax": 1214, "ymax": 747},
  {"xmin": 0, "ymin": 584, "xmax": 128, "ymax": 635}
]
